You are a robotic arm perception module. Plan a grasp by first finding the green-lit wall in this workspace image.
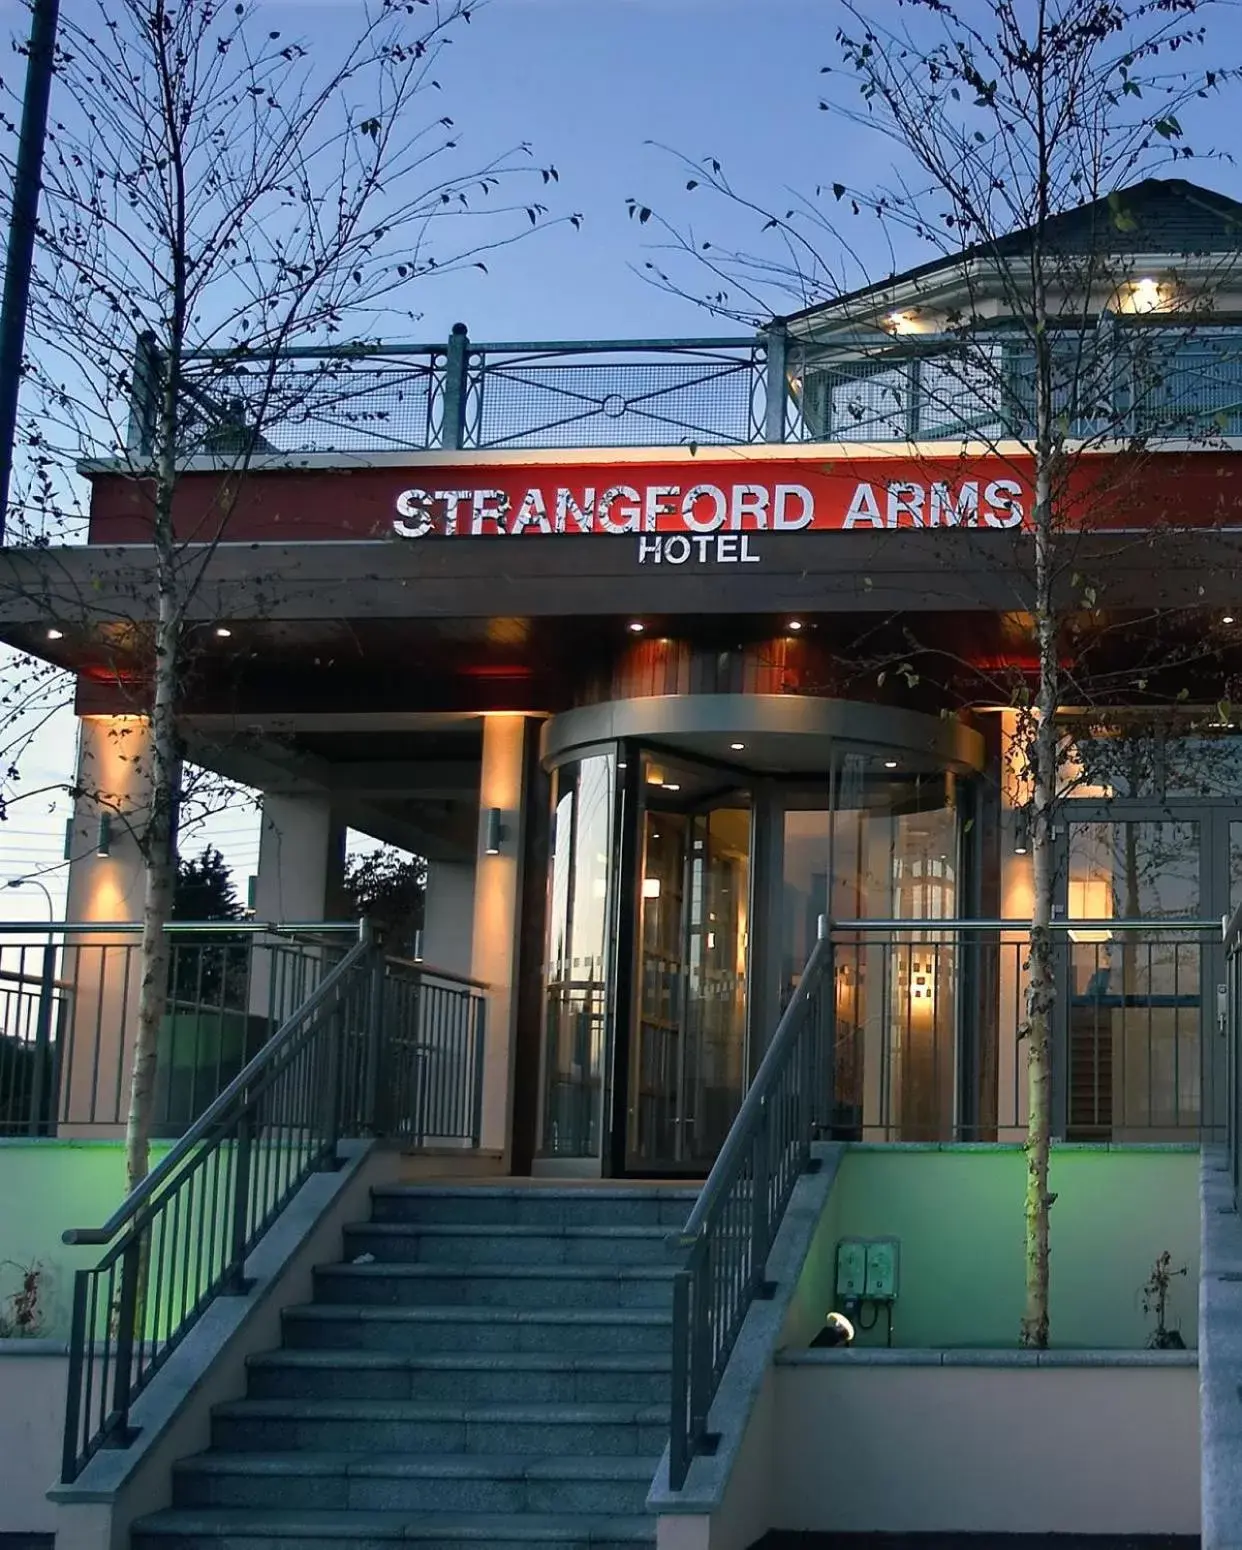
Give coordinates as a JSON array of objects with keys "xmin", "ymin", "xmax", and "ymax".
[
  {"xmin": 788, "ymin": 1144, "xmax": 1200, "ymax": 1350},
  {"xmin": 0, "ymin": 1140, "xmax": 173, "ymax": 1338}
]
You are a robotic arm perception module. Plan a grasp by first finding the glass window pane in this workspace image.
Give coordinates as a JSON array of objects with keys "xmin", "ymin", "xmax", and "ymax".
[{"xmin": 540, "ymin": 751, "xmax": 616, "ymax": 1158}]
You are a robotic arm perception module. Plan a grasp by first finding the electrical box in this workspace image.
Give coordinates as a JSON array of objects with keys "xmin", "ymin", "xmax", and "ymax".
[
  {"xmin": 835, "ymin": 1240, "xmax": 867, "ymax": 1300},
  {"xmin": 835, "ymin": 1237, "xmax": 900, "ymax": 1303},
  {"xmin": 864, "ymin": 1239, "xmax": 899, "ymax": 1301}
]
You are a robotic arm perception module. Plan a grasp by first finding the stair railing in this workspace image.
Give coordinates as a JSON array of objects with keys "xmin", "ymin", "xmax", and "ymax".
[
  {"xmin": 667, "ymin": 917, "xmax": 833, "ymax": 1489},
  {"xmin": 58, "ymin": 927, "xmax": 491, "ymax": 1484}
]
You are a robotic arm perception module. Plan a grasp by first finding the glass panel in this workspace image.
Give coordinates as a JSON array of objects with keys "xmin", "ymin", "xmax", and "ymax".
[
  {"xmin": 1064, "ymin": 723, "xmax": 1242, "ymax": 799},
  {"xmin": 539, "ymin": 751, "xmax": 616, "ymax": 1158},
  {"xmin": 629, "ymin": 755, "xmax": 750, "ymax": 1169},
  {"xmin": 1066, "ymin": 820, "xmax": 1200, "ymax": 1137},
  {"xmin": 782, "ymin": 759, "xmax": 959, "ymax": 1140}
]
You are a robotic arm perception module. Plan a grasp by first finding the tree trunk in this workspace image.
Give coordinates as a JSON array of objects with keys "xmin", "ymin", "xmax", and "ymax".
[
  {"xmin": 1022, "ymin": 432, "xmax": 1059, "ymax": 1349},
  {"xmin": 124, "ymin": 591, "xmax": 180, "ymax": 1196}
]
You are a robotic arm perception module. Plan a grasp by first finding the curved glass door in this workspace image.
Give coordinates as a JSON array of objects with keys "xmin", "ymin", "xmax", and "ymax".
[{"xmin": 627, "ymin": 754, "xmax": 751, "ymax": 1171}]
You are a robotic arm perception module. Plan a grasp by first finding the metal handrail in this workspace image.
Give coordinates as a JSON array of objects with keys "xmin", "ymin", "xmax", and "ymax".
[
  {"xmin": 62, "ymin": 931, "xmax": 371, "ymax": 1248},
  {"xmin": 669, "ymin": 919, "xmax": 833, "ymax": 1489},
  {"xmin": 0, "ymin": 919, "xmax": 364, "ymax": 936}
]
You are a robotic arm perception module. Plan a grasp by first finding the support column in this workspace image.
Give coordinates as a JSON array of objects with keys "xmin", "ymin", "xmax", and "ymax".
[
  {"xmin": 250, "ymin": 793, "xmax": 346, "ymax": 1024},
  {"xmin": 62, "ymin": 715, "xmax": 157, "ymax": 1134},
  {"xmin": 470, "ymin": 714, "xmax": 535, "ymax": 1160},
  {"xmin": 421, "ymin": 863, "xmax": 476, "ymax": 979},
  {"xmin": 252, "ymin": 793, "xmax": 346, "ymax": 923}
]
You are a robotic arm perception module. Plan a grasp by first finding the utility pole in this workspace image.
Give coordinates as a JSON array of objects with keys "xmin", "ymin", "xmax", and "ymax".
[{"xmin": 0, "ymin": 0, "xmax": 61, "ymax": 545}]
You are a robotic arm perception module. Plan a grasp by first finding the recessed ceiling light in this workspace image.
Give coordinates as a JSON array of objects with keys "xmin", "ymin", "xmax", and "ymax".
[
  {"xmin": 215, "ymin": 626, "xmax": 232, "ymax": 638},
  {"xmin": 628, "ymin": 621, "xmax": 645, "ymax": 633},
  {"xmin": 884, "ymin": 759, "xmax": 898, "ymax": 769},
  {"xmin": 663, "ymin": 782, "xmax": 681, "ymax": 792},
  {"xmin": 46, "ymin": 628, "xmax": 63, "ymax": 641},
  {"xmin": 787, "ymin": 619, "xmax": 803, "ymax": 632},
  {"xmin": 1225, "ymin": 615, "xmax": 1236, "ymax": 625},
  {"xmin": 730, "ymin": 742, "xmax": 745, "ymax": 751}
]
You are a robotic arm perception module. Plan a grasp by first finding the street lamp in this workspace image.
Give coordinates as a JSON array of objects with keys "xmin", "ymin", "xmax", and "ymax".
[{"xmin": 5, "ymin": 876, "xmax": 57, "ymax": 1135}]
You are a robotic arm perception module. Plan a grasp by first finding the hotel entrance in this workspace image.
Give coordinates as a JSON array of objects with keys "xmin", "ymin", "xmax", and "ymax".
[{"xmin": 535, "ymin": 695, "xmax": 985, "ymax": 1176}]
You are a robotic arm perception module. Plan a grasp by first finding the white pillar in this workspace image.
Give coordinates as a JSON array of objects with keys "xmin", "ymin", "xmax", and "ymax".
[
  {"xmin": 422, "ymin": 862, "xmax": 476, "ymax": 979},
  {"xmin": 62, "ymin": 715, "xmax": 157, "ymax": 1134},
  {"xmin": 252, "ymin": 793, "xmax": 346, "ymax": 923},
  {"xmin": 469, "ymin": 715, "xmax": 530, "ymax": 1159}
]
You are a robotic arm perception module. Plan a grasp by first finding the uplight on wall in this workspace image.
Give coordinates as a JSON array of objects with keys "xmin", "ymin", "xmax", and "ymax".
[
  {"xmin": 1013, "ymin": 808, "xmax": 1031, "ymax": 856},
  {"xmin": 484, "ymin": 808, "xmax": 505, "ymax": 855},
  {"xmin": 96, "ymin": 814, "xmax": 113, "ymax": 857}
]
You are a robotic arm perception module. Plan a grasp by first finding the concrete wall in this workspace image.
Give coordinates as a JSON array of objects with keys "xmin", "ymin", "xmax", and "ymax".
[
  {"xmin": 0, "ymin": 1343, "xmax": 69, "ymax": 1534},
  {"xmin": 0, "ymin": 1142, "xmax": 173, "ymax": 1338},
  {"xmin": 784, "ymin": 1144, "xmax": 1200, "ymax": 1350},
  {"xmin": 771, "ymin": 1357, "xmax": 1199, "ymax": 1536}
]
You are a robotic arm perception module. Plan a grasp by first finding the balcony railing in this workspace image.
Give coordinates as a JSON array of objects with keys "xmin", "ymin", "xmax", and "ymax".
[
  {"xmin": 125, "ymin": 319, "xmax": 1242, "ymax": 460},
  {"xmin": 669, "ymin": 914, "xmax": 1222, "ymax": 1490}
]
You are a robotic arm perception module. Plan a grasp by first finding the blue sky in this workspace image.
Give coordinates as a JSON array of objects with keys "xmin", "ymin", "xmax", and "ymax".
[{"xmin": 7, "ymin": 0, "xmax": 1242, "ymax": 913}]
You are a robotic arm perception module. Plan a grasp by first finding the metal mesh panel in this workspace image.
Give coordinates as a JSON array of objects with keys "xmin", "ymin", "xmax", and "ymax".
[
  {"xmin": 177, "ymin": 355, "xmax": 443, "ymax": 455},
  {"xmin": 465, "ymin": 352, "xmax": 763, "ymax": 449}
]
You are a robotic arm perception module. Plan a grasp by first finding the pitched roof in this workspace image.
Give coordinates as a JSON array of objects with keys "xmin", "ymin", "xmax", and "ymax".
[{"xmin": 778, "ymin": 177, "xmax": 1242, "ymax": 325}]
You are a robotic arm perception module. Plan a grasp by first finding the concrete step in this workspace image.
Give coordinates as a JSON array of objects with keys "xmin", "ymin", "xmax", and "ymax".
[
  {"xmin": 341, "ymin": 1221, "xmax": 677, "ymax": 1267},
  {"xmin": 369, "ymin": 1185, "xmax": 697, "ymax": 1230},
  {"xmin": 210, "ymin": 1399, "xmax": 668, "ymax": 1457},
  {"xmin": 312, "ymin": 1262, "xmax": 677, "ymax": 1310},
  {"xmin": 245, "ymin": 1349, "xmax": 672, "ymax": 1406},
  {"xmin": 280, "ymin": 1302, "xmax": 672, "ymax": 1356},
  {"xmin": 174, "ymin": 1451, "xmax": 658, "ymax": 1515},
  {"xmin": 132, "ymin": 1507, "xmax": 656, "ymax": 1550}
]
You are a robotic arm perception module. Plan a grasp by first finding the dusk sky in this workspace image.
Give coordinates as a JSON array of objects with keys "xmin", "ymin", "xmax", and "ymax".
[{"xmin": 6, "ymin": 0, "xmax": 1242, "ymax": 913}]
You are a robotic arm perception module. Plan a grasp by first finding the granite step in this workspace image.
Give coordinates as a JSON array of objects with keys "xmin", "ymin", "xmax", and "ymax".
[
  {"xmin": 131, "ymin": 1507, "xmax": 656, "ymax": 1550},
  {"xmin": 245, "ymin": 1348, "xmax": 672, "ymax": 1406},
  {"xmin": 312, "ymin": 1261, "xmax": 677, "ymax": 1310},
  {"xmin": 369, "ymin": 1184, "xmax": 697, "ymax": 1230},
  {"xmin": 173, "ymin": 1451, "xmax": 657, "ymax": 1515},
  {"xmin": 341, "ymin": 1221, "xmax": 677, "ymax": 1266},
  {"xmin": 279, "ymin": 1302, "xmax": 672, "ymax": 1356},
  {"xmin": 210, "ymin": 1398, "xmax": 667, "ymax": 1456}
]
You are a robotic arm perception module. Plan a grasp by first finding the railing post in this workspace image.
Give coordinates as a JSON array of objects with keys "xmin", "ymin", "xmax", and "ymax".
[
  {"xmin": 324, "ymin": 992, "xmax": 345, "ymax": 1165},
  {"xmin": 108, "ymin": 1236, "xmax": 141, "ymax": 1446},
  {"xmin": 763, "ymin": 322, "xmax": 789, "ymax": 442},
  {"xmin": 440, "ymin": 322, "xmax": 470, "ymax": 449},
  {"xmin": 28, "ymin": 935, "xmax": 55, "ymax": 1135},
  {"xmin": 669, "ymin": 1267, "xmax": 691, "ymax": 1490},
  {"xmin": 688, "ymin": 1243, "xmax": 713, "ymax": 1450},
  {"xmin": 126, "ymin": 329, "xmax": 162, "ymax": 457},
  {"xmin": 61, "ymin": 1269, "xmax": 90, "ymax": 1482},
  {"xmin": 364, "ymin": 950, "xmax": 387, "ymax": 1137},
  {"xmin": 751, "ymin": 1096, "xmax": 771, "ymax": 1291},
  {"xmin": 227, "ymin": 1110, "xmax": 253, "ymax": 1292},
  {"xmin": 469, "ymin": 994, "xmax": 486, "ymax": 1147}
]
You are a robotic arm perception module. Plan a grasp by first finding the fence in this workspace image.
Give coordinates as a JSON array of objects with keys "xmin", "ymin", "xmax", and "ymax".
[
  {"xmin": 144, "ymin": 319, "xmax": 1242, "ymax": 459},
  {"xmin": 59, "ymin": 926, "xmax": 486, "ymax": 1483},
  {"xmin": 0, "ymin": 921, "xmax": 357, "ymax": 1137},
  {"xmin": 668, "ymin": 914, "xmax": 1221, "ymax": 1489}
]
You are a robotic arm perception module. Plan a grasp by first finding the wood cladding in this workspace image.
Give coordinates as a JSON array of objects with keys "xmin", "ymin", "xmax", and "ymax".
[{"xmin": 600, "ymin": 637, "xmax": 835, "ymax": 702}]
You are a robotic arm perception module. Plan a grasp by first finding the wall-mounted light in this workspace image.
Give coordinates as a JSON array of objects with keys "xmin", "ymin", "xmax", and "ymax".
[
  {"xmin": 96, "ymin": 814, "xmax": 113, "ymax": 857},
  {"xmin": 484, "ymin": 807, "xmax": 505, "ymax": 855},
  {"xmin": 1013, "ymin": 807, "xmax": 1031, "ymax": 856},
  {"xmin": 642, "ymin": 877, "xmax": 661, "ymax": 899}
]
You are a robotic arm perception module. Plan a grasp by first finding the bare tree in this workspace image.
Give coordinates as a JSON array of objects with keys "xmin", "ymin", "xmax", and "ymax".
[
  {"xmin": 629, "ymin": 0, "xmax": 1239, "ymax": 1344},
  {"xmin": 0, "ymin": 0, "xmax": 573, "ymax": 1195}
]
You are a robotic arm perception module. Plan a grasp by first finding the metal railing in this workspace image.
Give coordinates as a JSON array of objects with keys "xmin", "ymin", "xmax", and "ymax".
[
  {"xmin": 59, "ymin": 929, "xmax": 487, "ymax": 1483},
  {"xmin": 0, "ymin": 920, "xmax": 358, "ymax": 1137},
  {"xmin": 1223, "ymin": 903, "xmax": 1242, "ymax": 1207},
  {"xmin": 668, "ymin": 914, "xmax": 1220, "ymax": 1489},
  {"xmin": 143, "ymin": 320, "xmax": 1242, "ymax": 458}
]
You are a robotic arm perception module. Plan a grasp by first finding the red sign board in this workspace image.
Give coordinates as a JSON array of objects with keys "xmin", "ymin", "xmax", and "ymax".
[{"xmin": 86, "ymin": 449, "xmax": 1242, "ymax": 545}]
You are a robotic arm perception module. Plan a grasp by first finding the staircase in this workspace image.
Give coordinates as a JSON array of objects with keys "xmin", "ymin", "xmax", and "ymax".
[{"xmin": 131, "ymin": 1183, "xmax": 698, "ymax": 1550}]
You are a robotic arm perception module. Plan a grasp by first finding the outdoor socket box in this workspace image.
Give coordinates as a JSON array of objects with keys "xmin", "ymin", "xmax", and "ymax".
[{"xmin": 835, "ymin": 1237, "xmax": 900, "ymax": 1303}]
